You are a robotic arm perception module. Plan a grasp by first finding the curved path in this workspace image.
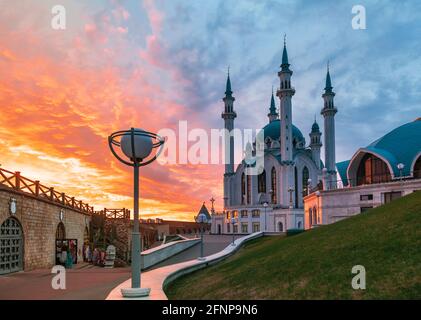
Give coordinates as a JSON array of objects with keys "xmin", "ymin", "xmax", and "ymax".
[
  {"xmin": 149, "ymin": 234, "xmax": 243, "ymax": 270},
  {"xmin": 106, "ymin": 232, "xmax": 262, "ymax": 300}
]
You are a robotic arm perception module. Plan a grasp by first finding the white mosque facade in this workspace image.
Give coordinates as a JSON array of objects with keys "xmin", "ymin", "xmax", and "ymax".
[
  {"xmin": 211, "ymin": 42, "xmax": 421, "ymax": 235},
  {"xmin": 211, "ymin": 42, "xmax": 338, "ymax": 234}
]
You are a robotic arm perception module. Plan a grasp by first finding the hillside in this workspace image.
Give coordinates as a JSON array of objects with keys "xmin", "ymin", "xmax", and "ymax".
[{"xmin": 166, "ymin": 191, "xmax": 421, "ymax": 299}]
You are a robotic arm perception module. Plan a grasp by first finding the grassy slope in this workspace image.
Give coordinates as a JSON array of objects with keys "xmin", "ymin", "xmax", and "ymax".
[{"xmin": 166, "ymin": 191, "xmax": 421, "ymax": 299}]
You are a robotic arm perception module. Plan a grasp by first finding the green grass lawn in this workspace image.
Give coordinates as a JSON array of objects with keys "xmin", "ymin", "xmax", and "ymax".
[{"xmin": 165, "ymin": 191, "xmax": 421, "ymax": 299}]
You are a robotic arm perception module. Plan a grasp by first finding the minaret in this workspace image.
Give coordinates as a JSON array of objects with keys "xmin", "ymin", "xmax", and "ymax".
[
  {"xmin": 277, "ymin": 36, "xmax": 295, "ymax": 162},
  {"xmin": 309, "ymin": 118, "xmax": 322, "ymax": 170},
  {"xmin": 222, "ymin": 69, "xmax": 237, "ymax": 207},
  {"xmin": 267, "ymin": 87, "xmax": 278, "ymax": 123},
  {"xmin": 321, "ymin": 63, "xmax": 337, "ymax": 189},
  {"xmin": 277, "ymin": 36, "xmax": 296, "ymax": 207}
]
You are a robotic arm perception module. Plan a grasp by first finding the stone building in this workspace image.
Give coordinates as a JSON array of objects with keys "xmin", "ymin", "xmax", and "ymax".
[{"xmin": 0, "ymin": 169, "xmax": 92, "ymax": 275}]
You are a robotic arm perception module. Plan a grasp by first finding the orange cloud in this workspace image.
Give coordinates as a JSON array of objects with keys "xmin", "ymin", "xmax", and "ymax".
[{"xmin": 0, "ymin": 1, "xmax": 223, "ymax": 221}]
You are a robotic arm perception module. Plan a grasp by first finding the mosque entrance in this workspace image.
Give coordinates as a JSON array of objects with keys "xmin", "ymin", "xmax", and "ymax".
[{"xmin": 0, "ymin": 217, "xmax": 23, "ymax": 275}]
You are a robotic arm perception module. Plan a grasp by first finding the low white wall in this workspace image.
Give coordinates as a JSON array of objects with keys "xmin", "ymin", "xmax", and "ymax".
[
  {"xmin": 141, "ymin": 238, "xmax": 200, "ymax": 270},
  {"xmin": 162, "ymin": 232, "xmax": 263, "ymax": 293}
]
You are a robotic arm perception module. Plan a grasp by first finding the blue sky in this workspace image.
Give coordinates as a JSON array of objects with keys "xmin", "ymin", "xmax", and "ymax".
[{"xmin": 130, "ymin": 0, "xmax": 421, "ymax": 162}]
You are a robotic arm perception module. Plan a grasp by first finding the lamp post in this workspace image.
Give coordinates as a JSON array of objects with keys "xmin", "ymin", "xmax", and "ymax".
[
  {"xmin": 108, "ymin": 128, "xmax": 164, "ymax": 298},
  {"xmin": 231, "ymin": 217, "xmax": 237, "ymax": 246},
  {"xmin": 263, "ymin": 202, "xmax": 268, "ymax": 232},
  {"xmin": 197, "ymin": 212, "xmax": 209, "ymax": 261},
  {"xmin": 397, "ymin": 163, "xmax": 405, "ymax": 181}
]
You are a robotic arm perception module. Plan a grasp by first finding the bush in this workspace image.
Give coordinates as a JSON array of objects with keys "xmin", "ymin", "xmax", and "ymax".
[{"xmin": 286, "ymin": 228, "xmax": 304, "ymax": 236}]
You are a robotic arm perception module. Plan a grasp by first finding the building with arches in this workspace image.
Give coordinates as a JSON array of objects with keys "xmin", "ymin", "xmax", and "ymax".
[
  {"xmin": 304, "ymin": 118, "xmax": 421, "ymax": 229},
  {"xmin": 211, "ymin": 40, "xmax": 337, "ymax": 234},
  {"xmin": 0, "ymin": 169, "xmax": 92, "ymax": 275}
]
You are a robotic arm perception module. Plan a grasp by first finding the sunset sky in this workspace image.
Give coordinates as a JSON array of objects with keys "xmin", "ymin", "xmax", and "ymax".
[{"xmin": 1, "ymin": 0, "xmax": 420, "ymax": 221}]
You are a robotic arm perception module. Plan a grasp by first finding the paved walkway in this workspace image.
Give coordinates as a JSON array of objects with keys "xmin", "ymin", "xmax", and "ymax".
[
  {"xmin": 149, "ymin": 234, "xmax": 243, "ymax": 270},
  {"xmin": 0, "ymin": 263, "xmax": 131, "ymax": 300},
  {"xmin": 107, "ymin": 233, "xmax": 262, "ymax": 300}
]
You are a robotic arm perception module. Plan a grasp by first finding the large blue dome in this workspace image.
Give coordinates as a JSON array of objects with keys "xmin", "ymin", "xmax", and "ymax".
[
  {"xmin": 261, "ymin": 119, "xmax": 305, "ymax": 143},
  {"xmin": 365, "ymin": 118, "xmax": 421, "ymax": 176}
]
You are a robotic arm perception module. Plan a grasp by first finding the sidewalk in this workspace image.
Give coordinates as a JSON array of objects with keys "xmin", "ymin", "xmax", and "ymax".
[
  {"xmin": 0, "ymin": 264, "xmax": 131, "ymax": 300},
  {"xmin": 106, "ymin": 232, "xmax": 262, "ymax": 300}
]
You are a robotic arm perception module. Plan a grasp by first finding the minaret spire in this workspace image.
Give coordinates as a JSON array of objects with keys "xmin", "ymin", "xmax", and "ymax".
[
  {"xmin": 325, "ymin": 61, "xmax": 333, "ymax": 93},
  {"xmin": 281, "ymin": 34, "xmax": 290, "ymax": 71},
  {"xmin": 225, "ymin": 66, "xmax": 232, "ymax": 96},
  {"xmin": 268, "ymin": 86, "xmax": 278, "ymax": 123}
]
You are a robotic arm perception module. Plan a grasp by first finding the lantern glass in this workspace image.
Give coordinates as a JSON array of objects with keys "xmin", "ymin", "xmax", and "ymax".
[{"xmin": 120, "ymin": 129, "xmax": 153, "ymax": 160}]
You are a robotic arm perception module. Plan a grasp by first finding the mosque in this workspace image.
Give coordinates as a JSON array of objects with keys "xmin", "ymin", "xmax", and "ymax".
[
  {"xmin": 211, "ymin": 40, "xmax": 421, "ymax": 235},
  {"xmin": 211, "ymin": 40, "xmax": 337, "ymax": 234}
]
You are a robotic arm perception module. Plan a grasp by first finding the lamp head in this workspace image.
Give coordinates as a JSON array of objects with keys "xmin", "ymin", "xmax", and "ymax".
[
  {"xmin": 397, "ymin": 163, "xmax": 405, "ymax": 170},
  {"xmin": 120, "ymin": 128, "xmax": 153, "ymax": 161}
]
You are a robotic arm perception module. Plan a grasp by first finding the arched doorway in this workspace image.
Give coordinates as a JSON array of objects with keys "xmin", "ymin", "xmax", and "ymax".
[
  {"xmin": 278, "ymin": 222, "xmax": 284, "ymax": 232},
  {"xmin": 217, "ymin": 225, "xmax": 221, "ymax": 235},
  {"xmin": 0, "ymin": 217, "xmax": 23, "ymax": 275}
]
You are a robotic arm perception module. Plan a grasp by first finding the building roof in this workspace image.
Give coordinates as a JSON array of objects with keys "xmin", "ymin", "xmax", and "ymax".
[
  {"xmin": 364, "ymin": 119, "xmax": 421, "ymax": 176},
  {"xmin": 196, "ymin": 203, "xmax": 212, "ymax": 221},
  {"xmin": 338, "ymin": 118, "xmax": 421, "ymax": 182},
  {"xmin": 336, "ymin": 160, "xmax": 350, "ymax": 186}
]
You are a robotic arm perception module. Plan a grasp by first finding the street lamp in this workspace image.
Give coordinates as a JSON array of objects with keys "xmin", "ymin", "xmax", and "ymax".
[
  {"xmin": 231, "ymin": 217, "xmax": 237, "ymax": 246},
  {"xmin": 397, "ymin": 163, "xmax": 405, "ymax": 181},
  {"xmin": 108, "ymin": 128, "xmax": 165, "ymax": 298},
  {"xmin": 263, "ymin": 202, "xmax": 268, "ymax": 232},
  {"xmin": 197, "ymin": 212, "xmax": 209, "ymax": 261}
]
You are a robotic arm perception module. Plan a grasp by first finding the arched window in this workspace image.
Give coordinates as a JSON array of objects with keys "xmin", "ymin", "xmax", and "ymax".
[
  {"xmin": 357, "ymin": 153, "xmax": 391, "ymax": 185},
  {"xmin": 247, "ymin": 174, "xmax": 251, "ymax": 204},
  {"xmin": 258, "ymin": 169, "xmax": 266, "ymax": 193},
  {"xmin": 302, "ymin": 167, "xmax": 309, "ymax": 196},
  {"xmin": 414, "ymin": 156, "xmax": 421, "ymax": 178},
  {"xmin": 271, "ymin": 167, "xmax": 277, "ymax": 204},
  {"xmin": 241, "ymin": 173, "xmax": 246, "ymax": 204},
  {"xmin": 56, "ymin": 222, "xmax": 66, "ymax": 240}
]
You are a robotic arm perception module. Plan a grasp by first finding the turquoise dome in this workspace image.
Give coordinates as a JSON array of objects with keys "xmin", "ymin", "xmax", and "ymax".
[
  {"xmin": 337, "ymin": 118, "xmax": 421, "ymax": 183},
  {"xmin": 261, "ymin": 119, "xmax": 305, "ymax": 143},
  {"xmin": 365, "ymin": 118, "xmax": 421, "ymax": 176}
]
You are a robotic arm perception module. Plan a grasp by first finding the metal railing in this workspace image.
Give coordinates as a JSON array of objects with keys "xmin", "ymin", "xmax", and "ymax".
[
  {"xmin": 322, "ymin": 170, "xmax": 421, "ymax": 191},
  {"xmin": 0, "ymin": 167, "xmax": 94, "ymax": 214},
  {"xmin": 94, "ymin": 208, "xmax": 130, "ymax": 220}
]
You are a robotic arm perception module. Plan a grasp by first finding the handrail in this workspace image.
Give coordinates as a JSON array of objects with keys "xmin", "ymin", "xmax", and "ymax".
[{"xmin": 0, "ymin": 167, "xmax": 94, "ymax": 214}]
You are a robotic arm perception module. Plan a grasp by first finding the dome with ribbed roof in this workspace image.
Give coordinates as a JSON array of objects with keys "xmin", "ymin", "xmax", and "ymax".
[{"xmin": 260, "ymin": 119, "xmax": 305, "ymax": 145}]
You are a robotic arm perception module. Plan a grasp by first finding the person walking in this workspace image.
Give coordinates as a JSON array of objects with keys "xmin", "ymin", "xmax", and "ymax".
[{"xmin": 65, "ymin": 247, "xmax": 73, "ymax": 269}]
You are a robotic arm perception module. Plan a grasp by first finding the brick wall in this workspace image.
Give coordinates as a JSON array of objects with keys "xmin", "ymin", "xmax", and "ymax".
[{"xmin": 0, "ymin": 187, "xmax": 91, "ymax": 271}]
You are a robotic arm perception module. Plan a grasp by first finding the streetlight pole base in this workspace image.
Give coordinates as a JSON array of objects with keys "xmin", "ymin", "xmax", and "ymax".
[{"xmin": 121, "ymin": 287, "xmax": 151, "ymax": 298}]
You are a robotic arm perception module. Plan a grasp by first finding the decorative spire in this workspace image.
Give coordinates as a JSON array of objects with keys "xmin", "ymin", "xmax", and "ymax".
[
  {"xmin": 281, "ymin": 34, "xmax": 290, "ymax": 70},
  {"xmin": 311, "ymin": 117, "xmax": 320, "ymax": 133},
  {"xmin": 270, "ymin": 86, "xmax": 276, "ymax": 113},
  {"xmin": 225, "ymin": 66, "xmax": 233, "ymax": 96},
  {"xmin": 324, "ymin": 61, "xmax": 333, "ymax": 93}
]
